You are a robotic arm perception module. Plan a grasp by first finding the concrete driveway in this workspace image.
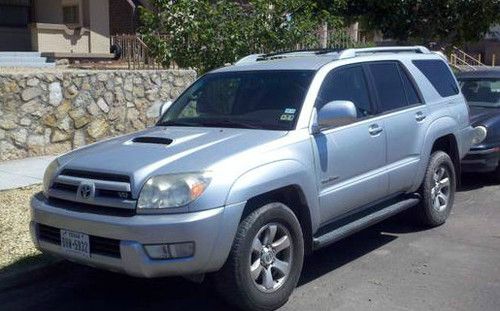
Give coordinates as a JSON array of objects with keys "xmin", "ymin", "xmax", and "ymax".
[{"xmin": 1, "ymin": 174, "xmax": 499, "ymax": 311}]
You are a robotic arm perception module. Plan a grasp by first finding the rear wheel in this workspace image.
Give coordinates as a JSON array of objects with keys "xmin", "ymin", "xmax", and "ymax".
[
  {"xmin": 417, "ymin": 151, "xmax": 456, "ymax": 227},
  {"xmin": 213, "ymin": 202, "xmax": 304, "ymax": 311}
]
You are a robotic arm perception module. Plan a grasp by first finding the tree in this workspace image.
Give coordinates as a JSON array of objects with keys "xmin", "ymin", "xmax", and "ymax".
[
  {"xmin": 344, "ymin": 0, "xmax": 500, "ymax": 45},
  {"xmin": 139, "ymin": 0, "xmax": 329, "ymax": 73}
]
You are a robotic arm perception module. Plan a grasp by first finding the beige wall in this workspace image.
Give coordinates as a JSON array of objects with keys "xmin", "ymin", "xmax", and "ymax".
[
  {"xmin": 88, "ymin": 0, "xmax": 110, "ymax": 54},
  {"xmin": 31, "ymin": 0, "xmax": 110, "ymax": 54},
  {"xmin": 31, "ymin": 24, "xmax": 91, "ymax": 54}
]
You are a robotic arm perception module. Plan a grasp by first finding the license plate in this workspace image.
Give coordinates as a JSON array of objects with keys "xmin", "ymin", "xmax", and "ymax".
[{"xmin": 60, "ymin": 229, "xmax": 90, "ymax": 258}]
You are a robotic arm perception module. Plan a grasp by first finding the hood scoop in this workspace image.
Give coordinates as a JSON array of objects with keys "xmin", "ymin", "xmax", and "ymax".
[{"xmin": 131, "ymin": 136, "xmax": 173, "ymax": 145}]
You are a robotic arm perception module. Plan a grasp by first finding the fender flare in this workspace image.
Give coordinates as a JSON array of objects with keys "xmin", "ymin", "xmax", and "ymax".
[
  {"xmin": 225, "ymin": 159, "xmax": 321, "ymax": 233},
  {"xmin": 412, "ymin": 116, "xmax": 459, "ymax": 191}
]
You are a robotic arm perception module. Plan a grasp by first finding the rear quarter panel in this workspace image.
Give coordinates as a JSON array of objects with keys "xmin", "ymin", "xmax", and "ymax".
[{"xmin": 402, "ymin": 56, "xmax": 471, "ymax": 191}]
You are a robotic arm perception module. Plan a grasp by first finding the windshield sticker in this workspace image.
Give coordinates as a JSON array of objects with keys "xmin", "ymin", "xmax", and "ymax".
[
  {"xmin": 280, "ymin": 114, "xmax": 295, "ymax": 121},
  {"xmin": 284, "ymin": 108, "xmax": 296, "ymax": 114}
]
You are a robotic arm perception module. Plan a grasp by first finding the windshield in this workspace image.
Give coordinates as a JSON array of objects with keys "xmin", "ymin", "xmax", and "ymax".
[
  {"xmin": 459, "ymin": 78, "xmax": 500, "ymax": 108},
  {"xmin": 158, "ymin": 70, "xmax": 315, "ymax": 130}
]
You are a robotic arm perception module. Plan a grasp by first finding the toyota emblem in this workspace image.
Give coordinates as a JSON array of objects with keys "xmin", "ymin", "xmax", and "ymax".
[{"xmin": 77, "ymin": 182, "xmax": 95, "ymax": 200}]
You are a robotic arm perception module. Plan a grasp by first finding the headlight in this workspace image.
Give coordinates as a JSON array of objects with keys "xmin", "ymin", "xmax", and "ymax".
[
  {"xmin": 137, "ymin": 172, "xmax": 211, "ymax": 212},
  {"xmin": 43, "ymin": 159, "xmax": 60, "ymax": 197},
  {"xmin": 472, "ymin": 126, "xmax": 487, "ymax": 145}
]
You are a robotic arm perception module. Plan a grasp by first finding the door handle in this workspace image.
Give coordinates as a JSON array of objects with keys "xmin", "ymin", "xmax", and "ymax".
[
  {"xmin": 368, "ymin": 124, "xmax": 383, "ymax": 136},
  {"xmin": 415, "ymin": 111, "xmax": 426, "ymax": 122}
]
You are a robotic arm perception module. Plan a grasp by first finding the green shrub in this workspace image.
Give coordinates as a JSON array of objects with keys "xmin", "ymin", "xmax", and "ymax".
[{"xmin": 139, "ymin": 0, "xmax": 334, "ymax": 73}]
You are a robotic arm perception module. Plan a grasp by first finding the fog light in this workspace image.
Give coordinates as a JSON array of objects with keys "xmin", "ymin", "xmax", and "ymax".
[{"xmin": 144, "ymin": 242, "xmax": 195, "ymax": 259}]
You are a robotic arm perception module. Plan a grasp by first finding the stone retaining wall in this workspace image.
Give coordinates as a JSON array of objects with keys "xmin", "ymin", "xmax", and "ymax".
[{"xmin": 0, "ymin": 69, "xmax": 196, "ymax": 161}]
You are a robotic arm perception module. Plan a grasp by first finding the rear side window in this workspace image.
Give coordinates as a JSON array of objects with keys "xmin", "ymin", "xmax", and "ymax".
[
  {"xmin": 398, "ymin": 65, "xmax": 422, "ymax": 106},
  {"xmin": 413, "ymin": 60, "xmax": 459, "ymax": 97},
  {"xmin": 369, "ymin": 62, "xmax": 408, "ymax": 113}
]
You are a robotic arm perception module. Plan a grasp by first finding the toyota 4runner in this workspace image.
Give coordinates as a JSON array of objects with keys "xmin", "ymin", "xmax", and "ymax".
[{"xmin": 31, "ymin": 46, "xmax": 480, "ymax": 311}]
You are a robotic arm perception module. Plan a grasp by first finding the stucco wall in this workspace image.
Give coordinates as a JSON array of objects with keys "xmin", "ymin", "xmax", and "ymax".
[
  {"xmin": 0, "ymin": 69, "xmax": 196, "ymax": 161},
  {"xmin": 88, "ymin": 0, "xmax": 110, "ymax": 53},
  {"xmin": 32, "ymin": 0, "xmax": 110, "ymax": 54}
]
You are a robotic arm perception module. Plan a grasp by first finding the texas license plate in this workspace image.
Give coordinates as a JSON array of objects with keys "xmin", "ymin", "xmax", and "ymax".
[{"xmin": 60, "ymin": 229, "xmax": 90, "ymax": 258}]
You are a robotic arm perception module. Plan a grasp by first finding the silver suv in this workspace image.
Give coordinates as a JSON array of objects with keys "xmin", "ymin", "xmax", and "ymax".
[{"xmin": 31, "ymin": 47, "xmax": 478, "ymax": 311}]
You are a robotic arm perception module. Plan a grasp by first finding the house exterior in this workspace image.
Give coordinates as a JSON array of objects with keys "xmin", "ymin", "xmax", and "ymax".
[
  {"xmin": 0, "ymin": 0, "xmax": 149, "ymax": 59},
  {"xmin": 462, "ymin": 24, "xmax": 500, "ymax": 66}
]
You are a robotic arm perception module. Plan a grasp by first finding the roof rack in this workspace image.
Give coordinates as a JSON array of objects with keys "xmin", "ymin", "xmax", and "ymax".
[
  {"xmin": 234, "ymin": 48, "xmax": 343, "ymax": 65},
  {"xmin": 233, "ymin": 46, "xmax": 432, "ymax": 65},
  {"xmin": 338, "ymin": 46, "xmax": 431, "ymax": 59},
  {"xmin": 259, "ymin": 48, "xmax": 343, "ymax": 59}
]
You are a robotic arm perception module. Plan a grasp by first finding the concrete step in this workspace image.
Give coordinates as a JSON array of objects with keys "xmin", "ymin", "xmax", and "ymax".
[
  {"xmin": 0, "ymin": 57, "xmax": 48, "ymax": 63},
  {"xmin": 0, "ymin": 51, "xmax": 42, "ymax": 57},
  {"xmin": 0, "ymin": 51, "xmax": 54, "ymax": 67},
  {"xmin": 0, "ymin": 62, "xmax": 55, "ymax": 68}
]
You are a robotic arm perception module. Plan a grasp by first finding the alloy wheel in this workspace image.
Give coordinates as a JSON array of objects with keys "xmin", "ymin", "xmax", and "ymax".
[
  {"xmin": 249, "ymin": 223, "xmax": 293, "ymax": 293},
  {"xmin": 431, "ymin": 165, "xmax": 451, "ymax": 212}
]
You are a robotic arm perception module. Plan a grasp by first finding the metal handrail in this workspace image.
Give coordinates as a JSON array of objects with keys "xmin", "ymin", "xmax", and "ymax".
[
  {"xmin": 111, "ymin": 34, "xmax": 164, "ymax": 70},
  {"xmin": 451, "ymin": 46, "xmax": 488, "ymax": 68},
  {"xmin": 449, "ymin": 53, "xmax": 478, "ymax": 71}
]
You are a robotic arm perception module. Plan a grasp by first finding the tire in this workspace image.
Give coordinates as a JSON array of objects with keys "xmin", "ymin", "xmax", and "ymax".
[
  {"xmin": 213, "ymin": 202, "xmax": 304, "ymax": 311},
  {"xmin": 417, "ymin": 151, "xmax": 456, "ymax": 227},
  {"xmin": 494, "ymin": 165, "xmax": 500, "ymax": 183}
]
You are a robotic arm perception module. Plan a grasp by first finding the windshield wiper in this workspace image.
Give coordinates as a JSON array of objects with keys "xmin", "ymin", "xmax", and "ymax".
[
  {"xmin": 198, "ymin": 119, "xmax": 264, "ymax": 129},
  {"xmin": 158, "ymin": 120, "xmax": 200, "ymax": 127},
  {"xmin": 159, "ymin": 118, "xmax": 285, "ymax": 130}
]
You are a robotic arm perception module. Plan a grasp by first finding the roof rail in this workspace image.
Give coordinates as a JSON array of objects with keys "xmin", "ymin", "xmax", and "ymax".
[
  {"xmin": 338, "ymin": 46, "xmax": 431, "ymax": 59},
  {"xmin": 234, "ymin": 48, "xmax": 343, "ymax": 65},
  {"xmin": 234, "ymin": 54, "xmax": 264, "ymax": 65}
]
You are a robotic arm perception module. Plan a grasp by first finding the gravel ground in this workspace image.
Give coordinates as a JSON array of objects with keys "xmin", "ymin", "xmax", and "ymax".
[{"xmin": 0, "ymin": 185, "xmax": 41, "ymax": 269}]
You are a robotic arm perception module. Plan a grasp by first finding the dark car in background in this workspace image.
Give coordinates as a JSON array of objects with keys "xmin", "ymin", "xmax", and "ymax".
[{"xmin": 457, "ymin": 69, "xmax": 500, "ymax": 180}]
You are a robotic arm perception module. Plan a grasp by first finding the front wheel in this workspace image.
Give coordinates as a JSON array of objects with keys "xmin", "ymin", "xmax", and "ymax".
[
  {"xmin": 417, "ymin": 151, "xmax": 456, "ymax": 227},
  {"xmin": 213, "ymin": 202, "xmax": 304, "ymax": 311}
]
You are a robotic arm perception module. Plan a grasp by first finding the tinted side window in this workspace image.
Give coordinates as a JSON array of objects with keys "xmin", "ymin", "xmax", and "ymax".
[
  {"xmin": 399, "ymin": 65, "xmax": 422, "ymax": 106},
  {"xmin": 413, "ymin": 60, "xmax": 459, "ymax": 97},
  {"xmin": 316, "ymin": 66, "xmax": 373, "ymax": 118},
  {"xmin": 369, "ymin": 63, "xmax": 408, "ymax": 112}
]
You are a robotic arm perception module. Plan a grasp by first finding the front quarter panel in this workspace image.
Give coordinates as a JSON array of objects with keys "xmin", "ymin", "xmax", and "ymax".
[{"xmin": 225, "ymin": 159, "xmax": 321, "ymax": 233}]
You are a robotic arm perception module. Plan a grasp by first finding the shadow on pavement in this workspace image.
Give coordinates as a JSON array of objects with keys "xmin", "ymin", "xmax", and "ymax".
[
  {"xmin": 459, "ymin": 172, "xmax": 498, "ymax": 192},
  {"xmin": 0, "ymin": 216, "xmax": 413, "ymax": 311},
  {"xmin": 7, "ymin": 174, "xmax": 498, "ymax": 311}
]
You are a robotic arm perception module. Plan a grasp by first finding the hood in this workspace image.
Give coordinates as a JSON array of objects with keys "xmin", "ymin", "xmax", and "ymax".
[
  {"xmin": 58, "ymin": 126, "xmax": 287, "ymax": 192},
  {"xmin": 469, "ymin": 106, "xmax": 500, "ymax": 127}
]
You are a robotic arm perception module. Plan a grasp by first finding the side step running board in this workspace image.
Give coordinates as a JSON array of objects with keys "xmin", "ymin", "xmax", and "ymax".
[{"xmin": 312, "ymin": 197, "xmax": 420, "ymax": 250}]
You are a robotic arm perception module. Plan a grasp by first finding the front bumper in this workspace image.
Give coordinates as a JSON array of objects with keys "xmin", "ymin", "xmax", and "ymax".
[
  {"xmin": 461, "ymin": 147, "xmax": 500, "ymax": 173},
  {"xmin": 30, "ymin": 193, "xmax": 245, "ymax": 277}
]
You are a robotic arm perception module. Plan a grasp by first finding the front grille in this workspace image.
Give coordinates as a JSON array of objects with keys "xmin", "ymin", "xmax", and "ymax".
[
  {"xmin": 38, "ymin": 224, "xmax": 121, "ymax": 258},
  {"xmin": 52, "ymin": 183, "xmax": 132, "ymax": 200},
  {"xmin": 48, "ymin": 169, "xmax": 136, "ymax": 215},
  {"xmin": 52, "ymin": 182, "xmax": 78, "ymax": 192},
  {"xmin": 48, "ymin": 197, "xmax": 135, "ymax": 217},
  {"xmin": 61, "ymin": 169, "xmax": 130, "ymax": 183}
]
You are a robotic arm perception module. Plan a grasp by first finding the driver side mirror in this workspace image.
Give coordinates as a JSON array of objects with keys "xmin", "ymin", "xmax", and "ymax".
[
  {"xmin": 312, "ymin": 100, "xmax": 357, "ymax": 133},
  {"xmin": 159, "ymin": 100, "xmax": 173, "ymax": 117}
]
